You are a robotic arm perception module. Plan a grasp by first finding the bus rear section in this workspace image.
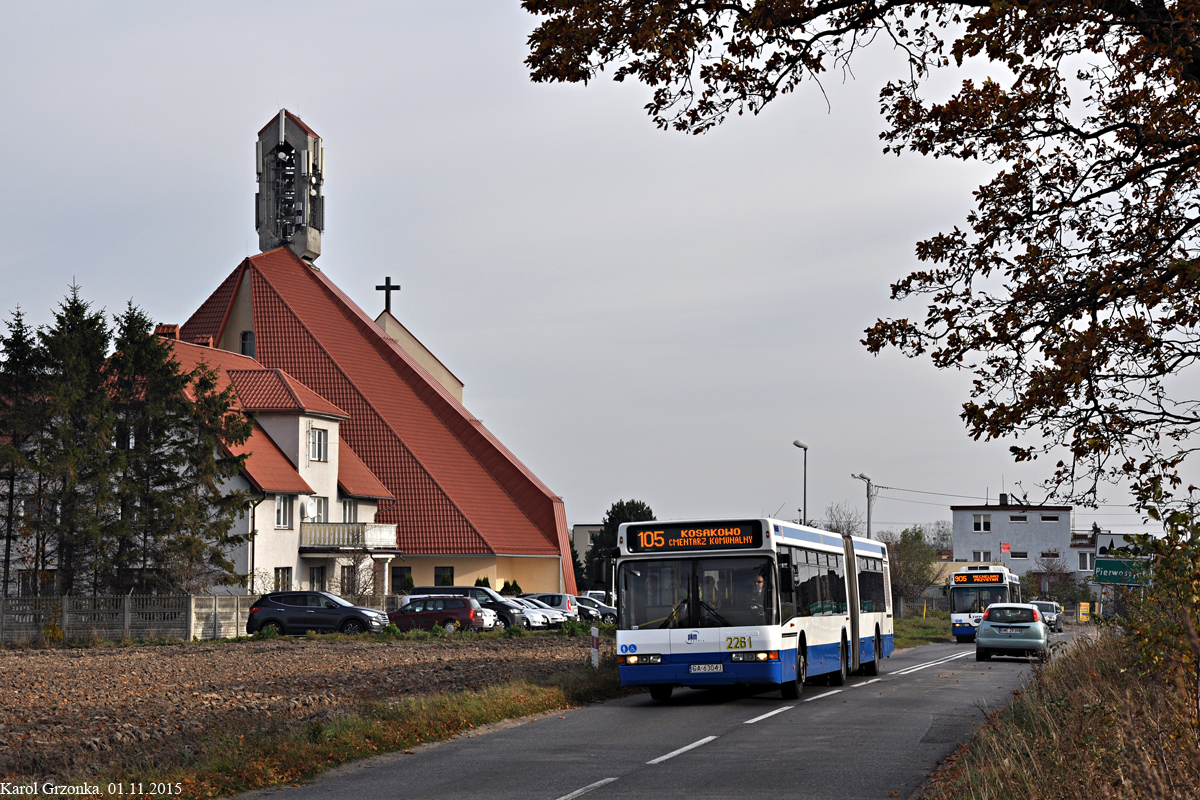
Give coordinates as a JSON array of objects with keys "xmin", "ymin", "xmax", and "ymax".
[{"xmin": 615, "ymin": 553, "xmax": 795, "ymax": 699}]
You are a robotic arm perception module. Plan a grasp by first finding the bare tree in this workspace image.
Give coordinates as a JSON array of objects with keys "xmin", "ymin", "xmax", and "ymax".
[
  {"xmin": 926, "ymin": 521, "xmax": 954, "ymax": 551},
  {"xmin": 817, "ymin": 502, "xmax": 863, "ymax": 537},
  {"xmin": 337, "ymin": 550, "xmax": 378, "ymax": 605}
]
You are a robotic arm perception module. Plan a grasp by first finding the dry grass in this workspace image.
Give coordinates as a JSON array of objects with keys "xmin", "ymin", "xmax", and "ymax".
[
  {"xmin": 893, "ymin": 611, "xmax": 954, "ymax": 650},
  {"xmin": 919, "ymin": 629, "xmax": 1200, "ymax": 800}
]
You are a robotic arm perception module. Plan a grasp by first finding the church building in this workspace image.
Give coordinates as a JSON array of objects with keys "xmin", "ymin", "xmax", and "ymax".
[{"xmin": 171, "ymin": 110, "xmax": 576, "ymax": 596}]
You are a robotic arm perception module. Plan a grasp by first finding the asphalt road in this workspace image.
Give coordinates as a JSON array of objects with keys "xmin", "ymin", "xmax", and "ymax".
[{"xmin": 250, "ymin": 634, "xmax": 1072, "ymax": 800}]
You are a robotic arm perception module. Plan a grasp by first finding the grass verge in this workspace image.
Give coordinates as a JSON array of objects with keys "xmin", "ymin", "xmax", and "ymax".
[
  {"xmin": 917, "ymin": 628, "xmax": 1200, "ymax": 800},
  {"xmin": 893, "ymin": 612, "xmax": 954, "ymax": 649},
  {"xmin": 75, "ymin": 664, "xmax": 632, "ymax": 799}
]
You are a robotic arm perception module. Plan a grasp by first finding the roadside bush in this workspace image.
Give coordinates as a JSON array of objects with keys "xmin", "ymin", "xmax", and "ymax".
[
  {"xmin": 503, "ymin": 624, "xmax": 527, "ymax": 638},
  {"xmin": 381, "ymin": 623, "xmax": 402, "ymax": 638},
  {"xmin": 254, "ymin": 625, "xmax": 279, "ymax": 641},
  {"xmin": 560, "ymin": 620, "xmax": 588, "ymax": 637}
]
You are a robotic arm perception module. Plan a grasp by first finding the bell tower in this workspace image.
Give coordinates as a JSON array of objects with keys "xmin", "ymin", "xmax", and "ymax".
[{"xmin": 256, "ymin": 109, "xmax": 324, "ymax": 263}]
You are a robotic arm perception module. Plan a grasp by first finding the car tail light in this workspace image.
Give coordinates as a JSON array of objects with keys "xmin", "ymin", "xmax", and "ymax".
[
  {"xmin": 469, "ymin": 608, "xmax": 476, "ymax": 619},
  {"xmin": 982, "ymin": 609, "xmax": 990, "ymax": 621},
  {"xmin": 1032, "ymin": 609, "xmax": 1040, "ymax": 622},
  {"xmin": 249, "ymin": 607, "xmax": 261, "ymax": 614},
  {"xmin": 567, "ymin": 598, "xmax": 573, "ymax": 610}
]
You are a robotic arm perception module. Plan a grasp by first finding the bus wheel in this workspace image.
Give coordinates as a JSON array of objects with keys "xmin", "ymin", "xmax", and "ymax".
[
  {"xmin": 829, "ymin": 638, "xmax": 849, "ymax": 686},
  {"xmin": 782, "ymin": 650, "xmax": 805, "ymax": 699},
  {"xmin": 861, "ymin": 631, "xmax": 881, "ymax": 676},
  {"xmin": 649, "ymin": 685, "xmax": 673, "ymax": 701}
]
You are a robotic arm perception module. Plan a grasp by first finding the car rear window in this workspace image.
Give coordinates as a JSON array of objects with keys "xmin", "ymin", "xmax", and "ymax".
[
  {"xmin": 1032, "ymin": 602, "xmax": 1055, "ymax": 613},
  {"xmin": 990, "ymin": 607, "xmax": 1036, "ymax": 623}
]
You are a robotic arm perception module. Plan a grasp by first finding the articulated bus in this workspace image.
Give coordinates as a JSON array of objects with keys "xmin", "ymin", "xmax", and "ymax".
[
  {"xmin": 615, "ymin": 518, "xmax": 894, "ymax": 701},
  {"xmin": 948, "ymin": 565, "xmax": 1021, "ymax": 642}
]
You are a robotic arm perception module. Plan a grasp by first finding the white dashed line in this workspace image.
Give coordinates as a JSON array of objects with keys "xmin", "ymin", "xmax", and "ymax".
[
  {"xmin": 647, "ymin": 736, "xmax": 718, "ymax": 764},
  {"xmin": 553, "ymin": 778, "xmax": 619, "ymax": 800},
  {"xmin": 802, "ymin": 689, "xmax": 843, "ymax": 703},
  {"xmin": 893, "ymin": 652, "xmax": 971, "ymax": 676},
  {"xmin": 848, "ymin": 678, "xmax": 882, "ymax": 688},
  {"xmin": 744, "ymin": 706, "xmax": 794, "ymax": 724}
]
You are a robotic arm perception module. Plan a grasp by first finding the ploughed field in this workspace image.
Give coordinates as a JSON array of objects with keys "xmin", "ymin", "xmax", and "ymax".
[{"xmin": 0, "ymin": 636, "xmax": 594, "ymax": 780}]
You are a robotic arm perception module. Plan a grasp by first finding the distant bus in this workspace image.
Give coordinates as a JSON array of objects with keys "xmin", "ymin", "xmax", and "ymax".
[
  {"xmin": 948, "ymin": 565, "xmax": 1021, "ymax": 642},
  {"xmin": 615, "ymin": 518, "xmax": 894, "ymax": 701}
]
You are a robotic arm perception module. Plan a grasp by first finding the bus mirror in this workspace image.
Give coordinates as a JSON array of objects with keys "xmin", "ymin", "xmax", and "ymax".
[
  {"xmin": 941, "ymin": 585, "xmax": 948, "ymax": 597},
  {"xmin": 779, "ymin": 566, "xmax": 794, "ymax": 587},
  {"xmin": 589, "ymin": 558, "xmax": 610, "ymax": 584}
]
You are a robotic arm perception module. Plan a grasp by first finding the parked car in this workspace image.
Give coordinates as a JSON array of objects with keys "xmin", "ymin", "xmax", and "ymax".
[
  {"xmin": 246, "ymin": 591, "xmax": 388, "ymax": 636},
  {"xmin": 504, "ymin": 598, "xmax": 550, "ymax": 628},
  {"xmin": 976, "ymin": 603, "xmax": 1049, "ymax": 662},
  {"xmin": 515, "ymin": 597, "xmax": 566, "ymax": 627},
  {"xmin": 583, "ymin": 590, "xmax": 608, "ymax": 603},
  {"xmin": 388, "ymin": 594, "xmax": 484, "ymax": 633},
  {"xmin": 573, "ymin": 603, "xmax": 600, "ymax": 622},
  {"xmin": 410, "ymin": 585, "xmax": 526, "ymax": 630},
  {"xmin": 1031, "ymin": 600, "xmax": 1064, "ymax": 633},
  {"xmin": 522, "ymin": 592, "xmax": 581, "ymax": 622},
  {"xmin": 574, "ymin": 595, "xmax": 617, "ymax": 624}
]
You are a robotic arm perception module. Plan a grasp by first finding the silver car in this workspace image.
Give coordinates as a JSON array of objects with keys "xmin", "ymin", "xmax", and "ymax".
[
  {"xmin": 976, "ymin": 603, "xmax": 1049, "ymax": 662},
  {"xmin": 1031, "ymin": 600, "xmax": 1063, "ymax": 633},
  {"xmin": 522, "ymin": 592, "xmax": 581, "ymax": 622},
  {"xmin": 512, "ymin": 597, "xmax": 565, "ymax": 627},
  {"xmin": 504, "ymin": 599, "xmax": 549, "ymax": 628}
]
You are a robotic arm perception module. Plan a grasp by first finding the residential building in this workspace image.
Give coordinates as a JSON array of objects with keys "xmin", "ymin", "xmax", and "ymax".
[{"xmin": 951, "ymin": 493, "xmax": 1077, "ymax": 578}]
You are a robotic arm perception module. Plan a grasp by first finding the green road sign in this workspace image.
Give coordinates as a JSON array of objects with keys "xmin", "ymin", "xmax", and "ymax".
[{"xmin": 1093, "ymin": 557, "xmax": 1150, "ymax": 585}]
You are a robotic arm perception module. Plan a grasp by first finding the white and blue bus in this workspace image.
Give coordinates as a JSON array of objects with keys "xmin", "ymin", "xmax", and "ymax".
[
  {"xmin": 948, "ymin": 565, "xmax": 1021, "ymax": 642},
  {"xmin": 615, "ymin": 518, "xmax": 894, "ymax": 701}
]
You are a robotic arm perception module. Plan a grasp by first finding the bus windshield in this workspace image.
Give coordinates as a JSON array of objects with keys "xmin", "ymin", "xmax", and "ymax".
[
  {"xmin": 950, "ymin": 585, "xmax": 1008, "ymax": 613},
  {"xmin": 618, "ymin": 556, "xmax": 776, "ymax": 629}
]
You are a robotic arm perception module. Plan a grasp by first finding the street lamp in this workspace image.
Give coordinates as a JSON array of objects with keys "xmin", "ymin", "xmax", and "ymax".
[
  {"xmin": 792, "ymin": 440, "xmax": 809, "ymax": 526},
  {"xmin": 851, "ymin": 473, "xmax": 873, "ymax": 539}
]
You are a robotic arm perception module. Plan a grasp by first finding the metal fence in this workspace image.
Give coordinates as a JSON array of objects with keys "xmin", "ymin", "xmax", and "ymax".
[{"xmin": 0, "ymin": 592, "xmax": 410, "ymax": 644}]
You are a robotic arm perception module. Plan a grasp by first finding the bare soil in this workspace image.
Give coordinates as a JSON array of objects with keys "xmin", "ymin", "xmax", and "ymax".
[{"xmin": 0, "ymin": 635, "xmax": 595, "ymax": 780}]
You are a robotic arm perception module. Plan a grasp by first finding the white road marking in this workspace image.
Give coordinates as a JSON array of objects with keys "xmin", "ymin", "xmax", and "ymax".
[
  {"xmin": 802, "ymin": 689, "xmax": 843, "ymax": 703},
  {"xmin": 553, "ymin": 778, "xmax": 618, "ymax": 800},
  {"xmin": 892, "ymin": 652, "xmax": 971, "ymax": 676},
  {"xmin": 848, "ymin": 678, "xmax": 882, "ymax": 688},
  {"xmin": 647, "ymin": 736, "xmax": 718, "ymax": 764},
  {"xmin": 744, "ymin": 706, "xmax": 794, "ymax": 724}
]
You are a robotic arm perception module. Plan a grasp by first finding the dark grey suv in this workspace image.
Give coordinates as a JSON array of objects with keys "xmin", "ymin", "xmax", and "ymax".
[{"xmin": 246, "ymin": 591, "xmax": 388, "ymax": 636}]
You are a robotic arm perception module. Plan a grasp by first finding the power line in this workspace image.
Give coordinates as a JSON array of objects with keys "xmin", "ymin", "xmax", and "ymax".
[{"xmin": 874, "ymin": 483, "xmax": 1138, "ymax": 508}]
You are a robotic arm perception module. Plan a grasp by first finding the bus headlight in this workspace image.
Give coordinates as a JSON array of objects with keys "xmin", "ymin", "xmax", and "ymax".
[{"xmin": 618, "ymin": 654, "xmax": 662, "ymax": 665}]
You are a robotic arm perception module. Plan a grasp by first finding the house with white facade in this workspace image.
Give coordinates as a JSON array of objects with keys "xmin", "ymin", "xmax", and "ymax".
[
  {"xmin": 951, "ymin": 493, "xmax": 1081, "ymax": 579},
  {"xmin": 165, "ymin": 333, "xmax": 399, "ymax": 595}
]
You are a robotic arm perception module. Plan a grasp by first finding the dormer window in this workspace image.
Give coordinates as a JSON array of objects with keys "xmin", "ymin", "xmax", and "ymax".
[
  {"xmin": 240, "ymin": 331, "xmax": 255, "ymax": 358},
  {"xmin": 309, "ymin": 428, "xmax": 328, "ymax": 462}
]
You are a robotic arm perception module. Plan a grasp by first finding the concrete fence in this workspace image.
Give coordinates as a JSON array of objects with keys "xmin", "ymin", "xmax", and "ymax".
[{"xmin": 0, "ymin": 592, "xmax": 410, "ymax": 644}]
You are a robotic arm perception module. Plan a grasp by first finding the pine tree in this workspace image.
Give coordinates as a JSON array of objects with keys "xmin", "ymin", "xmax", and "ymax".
[
  {"xmin": 37, "ymin": 287, "xmax": 115, "ymax": 595},
  {"xmin": 107, "ymin": 304, "xmax": 193, "ymax": 592},
  {"xmin": 0, "ymin": 308, "xmax": 43, "ymax": 597}
]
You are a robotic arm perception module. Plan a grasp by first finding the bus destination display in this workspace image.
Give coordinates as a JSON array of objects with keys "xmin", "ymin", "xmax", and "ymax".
[
  {"xmin": 626, "ymin": 521, "xmax": 763, "ymax": 553},
  {"xmin": 953, "ymin": 573, "xmax": 1003, "ymax": 584}
]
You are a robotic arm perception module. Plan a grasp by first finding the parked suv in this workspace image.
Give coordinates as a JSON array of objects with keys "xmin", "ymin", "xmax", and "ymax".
[
  {"xmin": 388, "ymin": 594, "xmax": 483, "ymax": 633},
  {"xmin": 411, "ymin": 586, "xmax": 526, "ymax": 630},
  {"xmin": 246, "ymin": 591, "xmax": 388, "ymax": 636},
  {"xmin": 522, "ymin": 593, "xmax": 580, "ymax": 622}
]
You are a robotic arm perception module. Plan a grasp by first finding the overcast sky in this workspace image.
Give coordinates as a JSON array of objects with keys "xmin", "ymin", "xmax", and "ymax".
[{"xmin": 1, "ymin": 2, "xmax": 1154, "ymax": 535}]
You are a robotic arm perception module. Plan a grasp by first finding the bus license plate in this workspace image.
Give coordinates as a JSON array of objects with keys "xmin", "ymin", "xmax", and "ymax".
[{"xmin": 690, "ymin": 664, "xmax": 723, "ymax": 673}]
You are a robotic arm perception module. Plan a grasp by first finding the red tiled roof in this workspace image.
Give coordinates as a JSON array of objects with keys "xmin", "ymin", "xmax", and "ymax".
[
  {"xmin": 180, "ymin": 248, "xmax": 575, "ymax": 592},
  {"xmin": 181, "ymin": 267, "xmax": 242, "ymax": 345},
  {"xmin": 227, "ymin": 368, "xmax": 349, "ymax": 419},
  {"xmin": 339, "ymin": 439, "xmax": 393, "ymax": 500},
  {"xmin": 228, "ymin": 423, "xmax": 314, "ymax": 494},
  {"xmin": 257, "ymin": 109, "xmax": 320, "ymax": 139},
  {"xmin": 166, "ymin": 340, "xmax": 314, "ymax": 496}
]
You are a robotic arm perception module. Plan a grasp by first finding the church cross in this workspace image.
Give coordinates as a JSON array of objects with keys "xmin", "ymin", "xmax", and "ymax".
[{"xmin": 376, "ymin": 276, "xmax": 401, "ymax": 314}]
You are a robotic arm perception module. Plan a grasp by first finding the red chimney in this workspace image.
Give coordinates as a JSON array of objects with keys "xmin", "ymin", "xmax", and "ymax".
[{"xmin": 154, "ymin": 324, "xmax": 180, "ymax": 340}]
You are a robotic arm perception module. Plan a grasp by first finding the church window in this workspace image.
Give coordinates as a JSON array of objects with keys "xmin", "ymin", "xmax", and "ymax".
[{"xmin": 240, "ymin": 331, "xmax": 255, "ymax": 358}]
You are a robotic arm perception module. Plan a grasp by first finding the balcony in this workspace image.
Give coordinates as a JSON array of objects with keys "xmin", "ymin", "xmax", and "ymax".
[
  {"xmin": 1070, "ymin": 531, "xmax": 1097, "ymax": 549},
  {"xmin": 299, "ymin": 522, "xmax": 398, "ymax": 551}
]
